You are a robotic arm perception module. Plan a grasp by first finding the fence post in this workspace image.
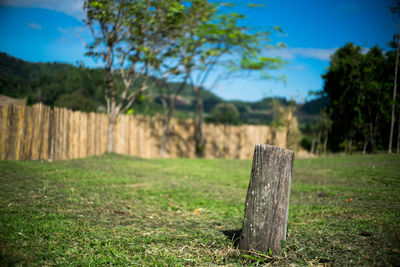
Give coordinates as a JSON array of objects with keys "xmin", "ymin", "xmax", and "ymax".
[{"xmin": 238, "ymin": 144, "xmax": 294, "ymax": 254}]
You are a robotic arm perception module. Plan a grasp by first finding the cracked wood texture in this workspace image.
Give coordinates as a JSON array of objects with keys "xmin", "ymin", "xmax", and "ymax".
[{"xmin": 238, "ymin": 144, "xmax": 294, "ymax": 254}]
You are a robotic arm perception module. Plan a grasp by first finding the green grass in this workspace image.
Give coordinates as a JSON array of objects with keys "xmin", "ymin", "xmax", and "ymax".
[{"xmin": 0, "ymin": 154, "xmax": 399, "ymax": 266}]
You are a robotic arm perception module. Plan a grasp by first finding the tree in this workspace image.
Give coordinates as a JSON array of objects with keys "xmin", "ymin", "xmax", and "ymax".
[
  {"xmin": 152, "ymin": 0, "xmax": 214, "ymax": 158},
  {"xmin": 54, "ymin": 92, "xmax": 99, "ymax": 112},
  {"xmin": 206, "ymin": 102, "xmax": 241, "ymax": 125},
  {"xmin": 388, "ymin": 34, "xmax": 400, "ymax": 153},
  {"xmin": 360, "ymin": 46, "xmax": 387, "ymax": 153},
  {"xmin": 322, "ymin": 42, "xmax": 398, "ymax": 153},
  {"xmin": 321, "ymin": 109, "xmax": 332, "ymax": 154},
  {"xmin": 322, "ymin": 43, "xmax": 363, "ymax": 153},
  {"xmin": 396, "ymin": 112, "xmax": 400, "ymax": 154},
  {"xmin": 182, "ymin": 2, "xmax": 285, "ymax": 157},
  {"xmin": 389, "ymin": 3, "xmax": 400, "ymax": 153},
  {"xmin": 84, "ymin": 0, "xmax": 185, "ymax": 152}
]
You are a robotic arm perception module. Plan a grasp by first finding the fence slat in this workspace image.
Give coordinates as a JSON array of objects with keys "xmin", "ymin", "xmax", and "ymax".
[
  {"xmin": 6, "ymin": 105, "xmax": 16, "ymax": 160},
  {"xmin": 0, "ymin": 106, "xmax": 7, "ymax": 160}
]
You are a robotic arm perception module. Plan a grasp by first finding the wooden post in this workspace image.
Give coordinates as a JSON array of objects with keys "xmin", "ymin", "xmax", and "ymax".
[{"xmin": 238, "ymin": 144, "xmax": 294, "ymax": 254}]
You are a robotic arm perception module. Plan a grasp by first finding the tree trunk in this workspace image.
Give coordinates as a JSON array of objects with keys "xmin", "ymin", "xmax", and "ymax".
[
  {"xmin": 105, "ymin": 64, "xmax": 118, "ymax": 154},
  {"xmin": 397, "ymin": 111, "xmax": 400, "ymax": 154},
  {"xmin": 389, "ymin": 34, "xmax": 400, "ymax": 153},
  {"xmin": 369, "ymin": 112, "xmax": 379, "ymax": 153},
  {"xmin": 159, "ymin": 97, "xmax": 171, "ymax": 159},
  {"xmin": 369, "ymin": 121, "xmax": 376, "ymax": 153},
  {"xmin": 316, "ymin": 129, "xmax": 322, "ymax": 155},
  {"xmin": 193, "ymin": 86, "xmax": 205, "ymax": 157},
  {"xmin": 323, "ymin": 130, "xmax": 328, "ymax": 155},
  {"xmin": 158, "ymin": 74, "xmax": 189, "ymax": 159},
  {"xmin": 348, "ymin": 126, "xmax": 353, "ymax": 154},
  {"xmin": 310, "ymin": 138, "xmax": 316, "ymax": 154},
  {"xmin": 348, "ymin": 137, "xmax": 353, "ymax": 154},
  {"xmin": 363, "ymin": 135, "xmax": 370, "ymax": 154},
  {"xmin": 160, "ymin": 91, "xmax": 177, "ymax": 159},
  {"xmin": 238, "ymin": 144, "xmax": 294, "ymax": 254}
]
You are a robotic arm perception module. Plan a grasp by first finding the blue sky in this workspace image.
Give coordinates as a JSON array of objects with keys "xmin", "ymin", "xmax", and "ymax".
[{"xmin": 0, "ymin": 0, "xmax": 399, "ymax": 102}]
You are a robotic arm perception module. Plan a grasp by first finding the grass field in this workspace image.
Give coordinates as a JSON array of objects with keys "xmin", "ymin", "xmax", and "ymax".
[{"xmin": 0, "ymin": 154, "xmax": 399, "ymax": 266}]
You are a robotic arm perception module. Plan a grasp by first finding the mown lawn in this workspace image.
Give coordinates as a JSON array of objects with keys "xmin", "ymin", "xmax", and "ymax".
[{"xmin": 0, "ymin": 154, "xmax": 399, "ymax": 266}]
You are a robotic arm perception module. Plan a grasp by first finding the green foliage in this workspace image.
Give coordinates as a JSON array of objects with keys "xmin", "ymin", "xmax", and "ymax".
[
  {"xmin": 54, "ymin": 92, "xmax": 99, "ymax": 112},
  {"xmin": 247, "ymin": 3, "xmax": 265, "ymax": 8},
  {"xmin": 175, "ymin": 0, "xmax": 286, "ymax": 156},
  {"xmin": 300, "ymin": 137, "xmax": 312, "ymax": 150},
  {"xmin": 125, "ymin": 108, "xmax": 135, "ymax": 115},
  {"xmin": 206, "ymin": 102, "xmax": 241, "ymax": 125},
  {"xmin": 322, "ymin": 42, "xmax": 398, "ymax": 153},
  {"xmin": 299, "ymin": 96, "xmax": 329, "ymax": 115},
  {"xmin": 0, "ymin": 154, "xmax": 399, "ymax": 265},
  {"xmin": 84, "ymin": 0, "xmax": 204, "ymax": 120},
  {"xmin": 0, "ymin": 52, "xmax": 106, "ymax": 111}
]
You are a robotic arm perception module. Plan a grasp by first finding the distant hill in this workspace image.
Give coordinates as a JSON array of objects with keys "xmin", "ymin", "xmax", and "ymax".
[
  {"xmin": 294, "ymin": 96, "xmax": 330, "ymax": 129},
  {"xmin": 0, "ymin": 52, "xmax": 327, "ymax": 126},
  {"xmin": 299, "ymin": 96, "xmax": 329, "ymax": 115},
  {"xmin": 0, "ymin": 94, "xmax": 26, "ymax": 105},
  {"xmin": 0, "ymin": 52, "xmax": 106, "ymax": 112}
]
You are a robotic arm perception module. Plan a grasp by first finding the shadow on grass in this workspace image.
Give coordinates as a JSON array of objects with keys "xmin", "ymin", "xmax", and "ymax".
[{"xmin": 222, "ymin": 229, "xmax": 242, "ymax": 247}]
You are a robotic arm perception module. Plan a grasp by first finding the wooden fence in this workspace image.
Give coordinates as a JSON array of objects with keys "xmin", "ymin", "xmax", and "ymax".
[{"xmin": 0, "ymin": 104, "xmax": 287, "ymax": 160}]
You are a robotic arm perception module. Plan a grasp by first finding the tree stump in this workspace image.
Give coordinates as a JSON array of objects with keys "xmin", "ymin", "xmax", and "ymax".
[{"xmin": 238, "ymin": 144, "xmax": 294, "ymax": 254}]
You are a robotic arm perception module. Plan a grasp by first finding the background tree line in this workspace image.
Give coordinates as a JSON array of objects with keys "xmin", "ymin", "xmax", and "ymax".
[{"xmin": 308, "ymin": 42, "xmax": 400, "ymax": 154}]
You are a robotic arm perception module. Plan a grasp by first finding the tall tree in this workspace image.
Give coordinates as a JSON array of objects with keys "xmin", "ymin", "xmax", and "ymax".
[
  {"xmin": 182, "ymin": 3, "xmax": 285, "ymax": 157},
  {"xmin": 388, "ymin": 34, "xmax": 400, "ymax": 153},
  {"xmin": 320, "ymin": 109, "xmax": 332, "ymax": 155},
  {"xmin": 152, "ymin": 0, "xmax": 214, "ymax": 158},
  {"xmin": 389, "ymin": 3, "xmax": 400, "ymax": 153},
  {"xmin": 322, "ymin": 42, "xmax": 397, "ymax": 153},
  {"xmin": 397, "ymin": 110, "xmax": 400, "ymax": 153},
  {"xmin": 84, "ymin": 0, "xmax": 186, "ymax": 152},
  {"xmin": 322, "ymin": 43, "xmax": 363, "ymax": 153},
  {"xmin": 361, "ymin": 46, "xmax": 386, "ymax": 153}
]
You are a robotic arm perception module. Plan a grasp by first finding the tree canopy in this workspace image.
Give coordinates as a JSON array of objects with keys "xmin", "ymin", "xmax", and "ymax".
[{"xmin": 321, "ymin": 42, "xmax": 397, "ymax": 153}]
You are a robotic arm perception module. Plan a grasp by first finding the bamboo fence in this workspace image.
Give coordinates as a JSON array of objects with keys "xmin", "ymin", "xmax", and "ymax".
[{"xmin": 0, "ymin": 104, "xmax": 287, "ymax": 160}]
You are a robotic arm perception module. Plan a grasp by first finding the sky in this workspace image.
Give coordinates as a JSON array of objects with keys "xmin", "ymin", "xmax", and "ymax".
[{"xmin": 0, "ymin": 0, "xmax": 399, "ymax": 103}]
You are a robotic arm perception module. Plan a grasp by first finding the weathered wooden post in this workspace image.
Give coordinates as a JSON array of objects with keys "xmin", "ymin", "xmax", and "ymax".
[{"xmin": 238, "ymin": 144, "xmax": 294, "ymax": 254}]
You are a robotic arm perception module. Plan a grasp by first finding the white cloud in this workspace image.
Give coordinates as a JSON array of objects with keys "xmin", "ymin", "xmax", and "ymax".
[
  {"xmin": 292, "ymin": 48, "xmax": 337, "ymax": 61},
  {"xmin": 289, "ymin": 65, "xmax": 308, "ymax": 71},
  {"xmin": 265, "ymin": 47, "xmax": 338, "ymax": 61},
  {"xmin": 57, "ymin": 25, "xmax": 82, "ymax": 37},
  {"xmin": 0, "ymin": 0, "xmax": 84, "ymax": 20},
  {"xmin": 26, "ymin": 21, "xmax": 42, "ymax": 30},
  {"xmin": 54, "ymin": 25, "xmax": 85, "ymax": 44}
]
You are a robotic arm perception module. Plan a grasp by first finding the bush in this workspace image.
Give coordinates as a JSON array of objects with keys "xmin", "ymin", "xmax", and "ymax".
[
  {"xmin": 206, "ymin": 103, "xmax": 241, "ymax": 125},
  {"xmin": 54, "ymin": 92, "xmax": 99, "ymax": 112},
  {"xmin": 300, "ymin": 137, "xmax": 312, "ymax": 151}
]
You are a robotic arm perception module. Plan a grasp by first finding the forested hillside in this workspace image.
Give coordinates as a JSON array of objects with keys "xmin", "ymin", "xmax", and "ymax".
[{"xmin": 0, "ymin": 52, "xmax": 106, "ymax": 112}]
